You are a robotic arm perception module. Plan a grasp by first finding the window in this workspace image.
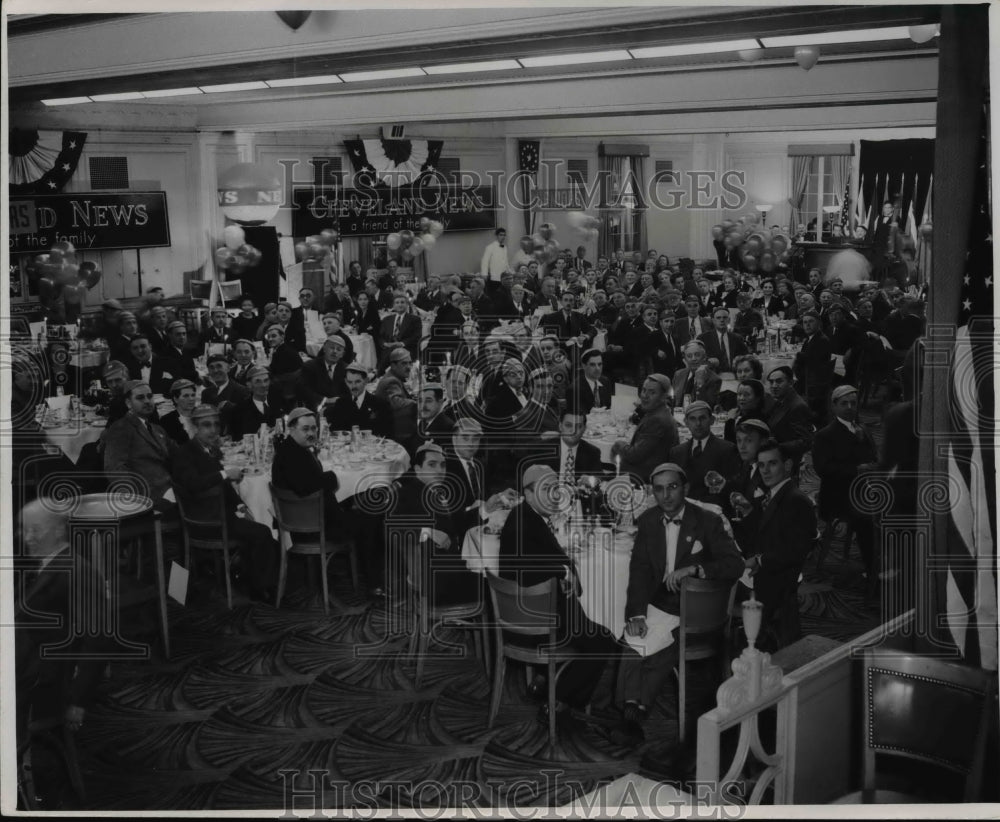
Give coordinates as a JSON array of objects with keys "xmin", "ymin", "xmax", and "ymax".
[{"xmin": 789, "ymin": 145, "xmax": 853, "ymax": 242}]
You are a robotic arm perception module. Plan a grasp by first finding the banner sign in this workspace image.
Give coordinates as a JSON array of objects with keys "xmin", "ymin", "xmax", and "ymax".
[
  {"xmin": 292, "ymin": 185, "xmax": 497, "ymax": 237},
  {"xmin": 8, "ymin": 192, "xmax": 171, "ymax": 253}
]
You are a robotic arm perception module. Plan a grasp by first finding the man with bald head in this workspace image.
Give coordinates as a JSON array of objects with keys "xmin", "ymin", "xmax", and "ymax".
[
  {"xmin": 611, "ymin": 374, "xmax": 679, "ymax": 484},
  {"xmin": 671, "ymin": 341, "xmax": 722, "ymax": 408}
]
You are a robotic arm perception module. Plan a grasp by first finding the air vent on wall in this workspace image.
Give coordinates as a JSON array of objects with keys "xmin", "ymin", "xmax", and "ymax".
[
  {"xmin": 567, "ymin": 159, "xmax": 589, "ymax": 188},
  {"xmin": 89, "ymin": 156, "xmax": 129, "ymax": 189},
  {"xmin": 654, "ymin": 159, "xmax": 675, "ymax": 181},
  {"xmin": 313, "ymin": 156, "xmax": 344, "ymax": 188},
  {"xmin": 437, "ymin": 157, "xmax": 461, "ymax": 184}
]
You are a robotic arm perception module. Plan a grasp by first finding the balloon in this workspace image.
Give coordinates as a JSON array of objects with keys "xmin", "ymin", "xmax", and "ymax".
[
  {"xmin": 711, "ymin": 225, "xmax": 724, "ymax": 240},
  {"xmin": 429, "ymin": 220, "xmax": 444, "ymax": 238},
  {"xmin": 305, "ymin": 235, "xmax": 320, "ymax": 245},
  {"xmin": 56, "ymin": 264, "xmax": 79, "ymax": 285},
  {"xmin": 229, "ymin": 255, "xmax": 248, "ymax": 274},
  {"xmin": 760, "ymin": 252, "xmax": 776, "ymax": 273},
  {"xmin": 307, "ymin": 242, "xmax": 326, "ymax": 260},
  {"xmin": 745, "ymin": 237, "xmax": 763, "ymax": 254},
  {"xmin": 410, "ymin": 236, "xmax": 424, "ymax": 256},
  {"xmin": 589, "ymin": 228, "xmax": 600, "ymax": 241},
  {"xmin": 738, "ymin": 47, "xmax": 764, "ymax": 62},
  {"xmin": 52, "ymin": 240, "xmax": 76, "ymax": 257},
  {"xmin": 721, "ymin": 220, "xmax": 735, "ymax": 230},
  {"xmin": 533, "ymin": 249, "xmax": 547, "ymax": 262},
  {"xmin": 909, "ymin": 24, "xmax": 938, "ymax": 44},
  {"xmin": 745, "ymin": 212, "xmax": 760, "ymax": 225},
  {"xmin": 401, "ymin": 249, "xmax": 413, "ymax": 261},
  {"xmin": 566, "ymin": 211, "xmax": 586, "ymax": 230},
  {"xmin": 386, "ymin": 233, "xmax": 402, "ymax": 251},
  {"xmin": 244, "ymin": 246, "xmax": 262, "ymax": 266},
  {"xmin": 794, "ymin": 45, "xmax": 820, "ymax": 71},
  {"xmin": 742, "ymin": 254, "xmax": 758, "ymax": 273},
  {"xmin": 48, "ymin": 248, "xmax": 65, "ymax": 266},
  {"xmin": 419, "ymin": 217, "xmax": 431, "ymax": 233},
  {"xmin": 79, "ymin": 261, "xmax": 101, "ymax": 287},
  {"xmin": 294, "ymin": 241, "xmax": 309, "ymax": 260},
  {"xmin": 276, "ymin": 10, "xmax": 312, "ymax": 30},
  {"xmin": 215, "ymin": 247, "xmax": 232, "ymax": 268},
  {"xmin": 539, "ymin": 222, "xmax": 555, "ymax": 241},
  {"xmin": 420, "ymin": 233, "xmax": 436, "ymax": 251},
  {"xmin": 520, "ymin": 235, "xmax": 534, "ymax": 254},
  {"xmin": 223, "ymin": 224, "xmax": 246, "ymax": 250},
  {"xmin": 771, "ymin": 236, "xmax": 788, "ymax": 255},
  {"xmin": 399, "ymin": 229, "xmax": 414, "ymax": 249},
  {"xmin": 320, "ymin": 228, "xmax": 339, "ymax": 246}
]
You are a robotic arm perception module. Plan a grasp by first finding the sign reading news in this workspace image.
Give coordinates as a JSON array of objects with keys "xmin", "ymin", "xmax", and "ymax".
[
  {"xmin": 292, "ymin": 184, "xmax": 497, "ymax": 237},
  {"xmin": 8, "ymin": 192, "xmax": 171, "ymax": 252}
]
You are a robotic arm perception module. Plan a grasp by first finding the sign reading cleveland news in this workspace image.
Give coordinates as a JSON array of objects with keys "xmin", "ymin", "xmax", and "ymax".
[
  {"xmin": 8, "ymin": 192, "xmax": 171, "ymax": 252},
  {"xmin": 292, "ymin": 185, "xmax": 497, "ymax": 237}
]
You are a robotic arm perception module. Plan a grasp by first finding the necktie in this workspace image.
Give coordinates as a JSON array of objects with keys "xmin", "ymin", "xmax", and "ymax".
[
  {"xmin": 393, "ymin": 315, "xmax": 401, "ymax": 340},
  {"xmin": 720, "ymin": 333, "xmax": 729, "ymax": 367},
  {"xmin": 685, "ymin": 371, "xmax": 695, "ymax": 397},
  {"xmin": 762, "ymin": 490, "xmax": 772, "ymax": 508},
  {"xmin": 692, "ymin": 439, "xmax": 703, "ymax": 459},
  {"xmin": 690, "ymin": 319, "xmax": 696, "ymax": 339},
  {"xmin": 564, "ymin": 447, "xmax": 576, "ymax": 482},
  {"xmin": 328, "ymin": 364, "xmax": 335, "ymax": 380},
  {"xmin": 466, "ymin": 460, "xmax": 481, "ymax": 500},
  {"xmin": 592, "ymin": 381, "xmax": 601, "ymax": 405}
]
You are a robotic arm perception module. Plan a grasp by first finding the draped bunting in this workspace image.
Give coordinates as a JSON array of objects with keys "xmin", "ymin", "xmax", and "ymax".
[
  {"xmin": 9, "ymin": 129, "xmax": 87, "ymax": 194},
  {"xmin": 343, "ymin": 137, "xmax": 443, "ymax": 186}
]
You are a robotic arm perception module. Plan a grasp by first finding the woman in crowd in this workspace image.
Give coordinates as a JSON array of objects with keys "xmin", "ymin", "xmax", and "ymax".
[
  {"xmin": 353, "ymin": 290, "xmax": 382, "ymax": 359},
  {"xmin": 717, "ymin": 272, "xmax": 740, "ymax": 308},
  {"xmin": 254, "ymin": 302, "xmax": 279, "ymax": 341},
  {"xmin": 723, "ymin": 377, "xmax": 772, "ymax": 443},
  {"xmin": 158, "ymin": 378, "xmax": 199, "ymax": 445},
  {"xmin": 230, "ymin": 295, "xmax": 260, "ymax": 340}
]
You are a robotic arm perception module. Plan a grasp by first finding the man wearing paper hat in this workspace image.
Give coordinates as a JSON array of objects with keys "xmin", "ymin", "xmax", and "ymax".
[
  {"xmin": 227, "ymin": 364, "xmax": 285, "ymax": 440},
  {"xmin": 324, "ymin": 362, "xmax": 393, "ymax": 439},
  {"xmin": 298, "ymin": 336, "xmax": 349, "ymax": 409},
  {"xmin": 494, "ymin": 463, "xmax": 619, "ymax": 720},
  {"xmin": 202, "ymin": 353, "xmax": 250, "ymax": 432},
  {"xmin": 200, "ymin": 306, "xmax": 232, "ymax": 347},
  {"xmin": 613, "ymin": 461, "xmax": 744, "ymax": 746},
  {"xmin": 666, "ymin": 400, "xmax": 740, "ymax": 502},
  {"xmin": 610, "ymin": 373, "xmax": 679, "ymax": 484},
  {"xmin": 170, "ymin": 403, "xmax": 279, "ymax": 604}
]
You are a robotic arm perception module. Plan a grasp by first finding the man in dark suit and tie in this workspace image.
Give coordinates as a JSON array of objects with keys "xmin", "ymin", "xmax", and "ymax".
[
  {"xmin": 145, "ymin": 306, "xmax": 172, "ymax": 356},
  {"xmin": 615, "ymin": 462, "xmax": 744, "ymax": 743},
  {"xmin": 721, "ymin": 418, "xmax": 771, "ymax": 553},
  {"xmin": 734, "ymin": 439, "xmax": 817, "ymax": 652},
  {"xmin": 108, "ymin": 310, "xmax": 139, "ymax": 364},
  {"xmin": 763, "ymin": 366, "xmax": 814, "ymax": 465},
  {"xmin": 698, "ymin": 306, "xmax": 748, "ymax": 373},
  {"xmin": 199, "ymin": 307, "xmax": 232, "ymax": 349},
  {"xmin": 228, "ymin": 339, "xmax": 258, "ymax": 386},
  {"xmin": 868, "ymin": 202, "xmax": 902, "ymax": 278},
  {"xmin": 539, "ymin": 410, "xmax": 606, "ymax": 482},
  {"xmin": 567, "ymin": 349, "xmax": 614, "ymax": 416},
  {"xmin": 298, "ymin": 337, "xmax": 349, "ymax": 409},
  {"xmin": 126, "ymin": 335, "xmax": 185, "ymax": 396},
  {"xmin": 228, "ymin": 365, "xmax": 287, "ymax": 439},
  {"xmin": 102, "ymin": 380, "xmax": 176, "ymax": 508},
  {"xmin": 793, "ymin": 311, "xmax": 834, "ymax": 424},
  {"xmin": 511, "ymin": 369, "xmax": 562, "ymax": 439},
  {"xmin": 505, "ymin": 283, "xmax": 534, "ymax": 322},
  {"xmin": 484, "ymin": 358, "xmax": 531, "ymax": 425},
  {"xmin": 668, "ymin": 401, "xmax": 740, "ymax": 502},
  {"xmin": 323, "ymin": 363, "xmax": 394, "ymax": 437},
  {"xmin": 171, "ymin": 404, "xmax": 279, "ymax": 602},
  {"xmin": 611, "ymin": 374, "xmax": 679, "ymax": 484},
  {"xmin": 643, "ymin": 310, "xmax": 681, "ymax": 380},
  {"xmin": 498, "ymin": 465, "xmax": 619, "ymax": 720},
  {"xmin": 413, "ymin": 274, "xmax": 446, "ymax": 312},
  {"xmin": 379, "ymin": 293, "xmax": 422, "ymax": 364},
  {"xmin": 541, "ymin": 291, "xmax": 594, "ymax": 360},
  {"xmin": 417, "ymin": 384, "xmax": 456, "ymax": 445},
  {"xmin": 289, "ymin": 288, "xmax": 322, "ymax": 350},
  {"xmin": 672, "ymin": 342, "xmax": 723, "ymax": 409},
  {"xmin": 673, "ymin": 296, "xmax": 711, "ymax": 348},
  {"xmin": 444, "ymin": 418, "xmax": 513, "ymax": 535},
  {"xmin": 164, "ymin": 321, "xmax": 199, "ymax": 381},
  {"xmin": 811, "ymin": 385, "xmax": 879, "ymax": 585},
  {"xmin": 201, "ymin": 354, "xmax": 250, "ymax": 431}
]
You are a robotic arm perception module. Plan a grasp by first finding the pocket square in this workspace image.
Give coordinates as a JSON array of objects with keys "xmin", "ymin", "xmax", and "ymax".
[{"xmin": 691, "ymin": 539, "xmax": 703, "ymax": 555}]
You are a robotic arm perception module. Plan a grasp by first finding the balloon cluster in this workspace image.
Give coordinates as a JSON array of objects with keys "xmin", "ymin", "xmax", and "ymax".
[
  {"xmin": 386, "ymin": 217, "xmax": 444, "ymax": 261},
  {"xmin": 519, "ymin": 222, "xmax": 561, "ymax": 264},
  {"xmin": 711, "ymin": 213, "xmax": 792, "ymax": 275},
  {"xmin": 566, "ymin": 210, "xmax": 601, "ymax": 242},
  {"xmin": 294, "ymin": 227, "xmax": 341, "ymax": 263},
  {"xmin": 215, "ymin": 224, "xmax": 262, "ymax": 274},
  {"xmin": 28, "ymin": 241, "xmax": 103, "ymax": 314}
]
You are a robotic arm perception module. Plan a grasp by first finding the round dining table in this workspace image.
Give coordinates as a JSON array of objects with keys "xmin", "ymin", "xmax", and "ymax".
[{"xmin": 40, "ymin": 410, "xmax": 109, "ymax": 464}]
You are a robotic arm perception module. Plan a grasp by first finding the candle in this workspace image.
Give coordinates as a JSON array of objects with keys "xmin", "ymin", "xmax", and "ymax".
[
  {"xmin": 445, "ymin": 351, "xmax": 452, "ymax": 367},
  {"xmin": 615, "ymin": 455, "xmax": 621, "ymax": 477}
]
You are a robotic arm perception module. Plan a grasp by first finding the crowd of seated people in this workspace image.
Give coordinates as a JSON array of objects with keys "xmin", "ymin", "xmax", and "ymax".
[{"xmin": 13, "ymin": 240, "xmax": 925, "ymax": 773}]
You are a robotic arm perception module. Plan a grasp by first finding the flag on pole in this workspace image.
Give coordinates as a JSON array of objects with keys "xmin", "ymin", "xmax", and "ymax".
[
  {"xmin": 907, "ymin": 173, "xmax": 920, "ymax": 247},
  {"xmin": 854, "ymin": 174, "xmax": 866, "ymax": 232},
  {"xmin": 923, "ymin": 174, "xmax": 933, "ymax": 226}
]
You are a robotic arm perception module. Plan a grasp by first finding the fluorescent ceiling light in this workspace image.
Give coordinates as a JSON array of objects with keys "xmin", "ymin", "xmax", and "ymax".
[
  {"xmin": 41, "ymin": 96, "xmax": 91, "ymax": 106},
  {"xmin": 519, "ymin": 50, "xmax": 632, "ymax": 68},
  {"xmin": 340, "ymin": 67, "xmax": 425, "ymax": 82},
  {"xmin": 265, "ymin": 75, "xmax": 343, "ymax": 88},
  {"xmin": 199, "ymin": 81, "xmax": 270, "ymax": 93},
  {"xmin": 423, "ymin": 59, "xmax": 521, "ymax": 75},
  {"xmin": 90, "ymin": 91, "xmax": 145, "ymax": 102},
  {"xmin": 761, "ymin": 27, "xmax": 911, "ymax": 48},
  {"xmin": 142, "ymin": 87, "xmax": 204, "ymax": 98},
  {"xmin": 630, "ymin": 39, "xmax": 760, "ymax": 59}
]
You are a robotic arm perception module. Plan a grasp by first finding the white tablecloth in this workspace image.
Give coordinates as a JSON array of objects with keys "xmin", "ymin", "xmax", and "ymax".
[
  {"xmin": 42, "ymin": 418, "xmax": 106, "ymax": 464},
  {"xmin": 461, "ymin": 508, "xmax": 636, "ymax": 638},
  {"xmin": 305, "ymin": 334, "xmax": 377, "ymax": 372}
]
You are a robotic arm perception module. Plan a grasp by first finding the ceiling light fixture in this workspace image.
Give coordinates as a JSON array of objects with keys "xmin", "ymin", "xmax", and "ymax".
[
  {"xmin": 142, "ymin": 87, "xmax": 205, "ymax": 98},
  {"xmin": 90, "ymin": 91, "xmax": 145, "ymax": 102},
  {"xmin": 630, "ymin": 39, "xmax": 759, "ymax": 59},
  {"xmin": 265, "ymin": 75, "xmax": 343, "ymax": 88},
  {"xmin": 41, "ymin": 96, "xmax": 91, "ymax": 106},
  {"xmin": 423, "ymin": 59, "xmax": 521, "ymax": 75},
  {"xmin": 200, "ymin": 81, "xmax": 270, "ymax": 93},
  {"xmin": 340, "ymin": 67, "xmax": 425, "ymax": 82},
  {"xmin": 519, "ymin": 50, "xmax": 632, "ymax": 68},
  {"xmin": 761, "ymin": 26, "xmax": 911, "ymax": 48}
]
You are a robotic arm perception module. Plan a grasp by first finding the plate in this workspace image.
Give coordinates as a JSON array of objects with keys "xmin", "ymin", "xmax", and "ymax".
[{"xmin": 90, "ymin": 419, "xmax": 108, "ymax": 428}]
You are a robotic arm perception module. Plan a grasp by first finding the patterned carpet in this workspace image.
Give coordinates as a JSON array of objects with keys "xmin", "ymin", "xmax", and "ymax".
[{"xmin": 26, "ymin": 410, "xmax": 889, "ymax": 812}]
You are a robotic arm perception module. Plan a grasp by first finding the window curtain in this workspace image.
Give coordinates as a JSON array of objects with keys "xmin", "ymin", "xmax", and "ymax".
[
  {"xmin": 629, "ymin": 155, "xmax": 647, "ymax": 254},
  {"xmin": 789, "ymin": 155, "xmax": 812, "ymax": 228},
  {"xmin": 598, "ymin": 155, "xmax": 626, "ymax": 259}
]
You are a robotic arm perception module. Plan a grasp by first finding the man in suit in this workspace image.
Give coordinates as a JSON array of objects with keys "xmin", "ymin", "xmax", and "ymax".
[
  {"xmin": 417, "ymin": 384, "xmax": 456, "ymax": 444},
  {"xmin": 109, "ymin": 310, "xmax": 139, "ymax": 364},
  {"xmin": 480, "ymin": 227, "xmax": 510, "ymax": 287},
  {"xmin": 668, "ymin": 401, "xmax": 740, "ymax": 502},
  {"xmin": 201, "ymin": 353, "xmax": 249, "ymax": 434},
  {"xmin": 103, "ymin": 380, "xmax": 175, "ymax": 508},
  {"xmin": 126, "ymin": 335, "xmax": 183, "ymax": 395},
  {"xmin": 379, "ymin": 293, "xmax": 422, "ymax": 364},
  {"xmin": 793, "ymin": 311, "xmax": 834, "ymax": 425},
  {"xmin": 611, "ymin": 374, "xmax": 680, "ymax": 484},
  {"xmin": 444, "ymin": 418, "xmax": 513, "ymax": 536},
  {"xmin": 541, "ymin": 290, "xmax": 594, "ymax": 360},
  {"xmin": 567, "ymin": 348, "xmax": 614, "ymax": 416},
  {"xmin": 699, "ymin": 306, "xmax": 748, "ymax": 373},
  {"xmin": 413, "ymin": 274, "xmax": 445, "ymax": 312},
  {"xmin": 510, "ymin": 321, "xmax": 543, "ymax": 373},
  {"xmin": 764, "ymin": 366, "xmax": 814, "ymax": 464},
  {"xmin": 289, "ymin": 288, "xmax": 323, "ymax": 351},
  {"xmin": 145, "ymin": 306, "xmax": 172, "ymax": 356},
  {"xmin": 441, "ymin": 365, "xmax": 479, "ymax": 422},
  {"xmin": 497, "ymin": 465, "xmax": 619, "ymax": 719},
  {"xmin": 811, "ymin": 385, "xmax": 878, "ymax": 583},
  {"xmin": 200, "ymin": 307, "xmax": 232, "ymax": 349},
  {"xmin": 324, "ymin": 363, "xmax": 394, "ymax": 437},
  {"xmin": 615, "ymin": 462, "xmax": 744, "ymax": 743},
  {"xmin": 643, "ymin": 310, "xmax": 681, "ymax": 381},
  {"xmin": 505, "ymin": 283, "xmax": 535, "ymax": 322},
  {"xmin": 732, "ymin": 291, "xmax": 765, "ymax": 340},
  {"xmin": 298, "ymin": 337, "xmax": 349, "ymax": 409},
  {"xmin": 229, "ymin": 365, "xmax": 286, "ymax": 439},
  {"xmin": 274, "ymin": 301, "xmax": 305, "ymax": 353},
  {"xmin": 734, "ymin": 439, "xmax": 817, "ymax": 652},
  {"xmin": 722, "ymin": 419, "xmax": 771, "ymax": 554},
  {"xmin": 539, "ymin": 410, "xmax": 605, "ymax": 483},
  {"xmin": 427, "ymin": 289, "xmax": 466, "ymax": 366},
  {"xmin": 672, "ymin": 341, "xmax": 722, "ymax": 409},
  {"xmin": 484, "ymin": 358, "xmax": 531, "ymax": 426},
  {"xmin": 467, "ymin": 277, "xmax": 499, "ymax": 333},
  {"xmin": 164, "ymin": 321, "xmax": 199, "ymax": 380},
  {"xmin": 511, "ymin": 369, "xmax": 562, "ymax": 439},
  {"xmin": 868, "ymin": 202, "xmax": 902, "ymax": 277},
  {"xmin": 158, "ymin": 378, "xmax": 199, "ymax": 446},
  {"xmin": 229, "ymin": 339, "xmax": 258, "ymax": 387},
  {"xmin": 673, "ymin": 296, "xmax": 711, "ymax": 347},
  {"xmin": 172, "ymin": 404, "xmax": 279, "ymax": 603}
]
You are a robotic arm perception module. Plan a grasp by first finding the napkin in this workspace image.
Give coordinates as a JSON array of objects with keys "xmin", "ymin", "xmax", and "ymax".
[
  {"xmin": 46, "ymin": 394, "xmax": 72, "ymax": 411},
  {"xmin": 623, "ymin": 605, "xmax": 680, "ymax": 657}
]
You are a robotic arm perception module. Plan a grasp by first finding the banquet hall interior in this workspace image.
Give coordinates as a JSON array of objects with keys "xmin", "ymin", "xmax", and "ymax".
[{"xmin": 4, "ymin": 2, "xmax": 998, "ymax": 814}]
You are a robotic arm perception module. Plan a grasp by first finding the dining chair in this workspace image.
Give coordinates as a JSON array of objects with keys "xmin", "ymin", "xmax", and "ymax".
[
  {"xmin": 832, "ymin": 646, "xmax": 997, "ymax": 804},
  {"xmin": 16, "ymin": 705, "xmax": 86, "ymax": 810},
  {"xmin": 269, "ymin": 484, "xmax": 358, "ymax": 614},
  {"xmin": 176, "ymin": 486, "xmax": 238, "ymax": 609},
  {"xmin": 405, "ymin": 537, "xmax": 489, "ymax": 689},
  {"xmin": 675, "ymin": 577, "xmax": 737, "ymax": 744},
  {"xmin": 485, "ymin": 573, "xmax": 579, "ymax": 747}
]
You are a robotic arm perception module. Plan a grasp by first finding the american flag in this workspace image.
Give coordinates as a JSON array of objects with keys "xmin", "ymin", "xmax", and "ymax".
[
  {"xmin": 840, "ymin": 181, "xmax": 851, "ymax": 229},
  {"xmin": 941, "ymin": 110, "xmax": 996, "ymax": 669},
  {"xmin": 518, "ymin": 140, "xmax": 540, "ymax": 174}
]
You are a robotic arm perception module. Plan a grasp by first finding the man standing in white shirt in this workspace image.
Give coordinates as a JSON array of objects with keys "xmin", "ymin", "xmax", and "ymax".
[{"xmin": 480, "ymin": 228, "xmax": 510, "ymax": 292}]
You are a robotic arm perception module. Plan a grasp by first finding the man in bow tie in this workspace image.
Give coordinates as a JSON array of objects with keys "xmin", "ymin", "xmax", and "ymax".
[
  {"xmin": 811, "ymin": 385, "xmax": 878, "ymax": 589},
  {"xmin": 615, "ymin": 462, "xmax": 744, "ymax": 745}
]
